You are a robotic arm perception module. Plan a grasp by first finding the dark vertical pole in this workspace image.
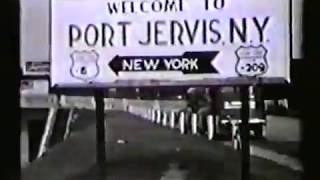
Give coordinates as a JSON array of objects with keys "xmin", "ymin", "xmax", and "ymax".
[
  {"xmin": 302, "ymin": 0, "xmax": 320, "ymax": 179},
  {"xmin": 56, "ymin": 89, "xmax": 61, "ymax": 107},
  {"xmin": 2, "ymin": 0, "xmax": 21, "ymax": 179},
  {"xmin": 240, "ymin": 86, "xmax": 250, "ymax": 180},
  {"xmin": 94, "ymin": 90, "xmax": 106, "ymax": 166},
  {"xmin": 254, "ymin": 85, "xmax": 266, "ymax": 119},
  {"xmin": 209, "ymin": 87, "xmax": 218, "ymax": 137}
]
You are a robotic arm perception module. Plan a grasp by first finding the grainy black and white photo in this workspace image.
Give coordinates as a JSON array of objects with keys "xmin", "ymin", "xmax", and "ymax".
[{"xmin": 6, "ymin": 0, "xmax": 314, "ymax": 180}]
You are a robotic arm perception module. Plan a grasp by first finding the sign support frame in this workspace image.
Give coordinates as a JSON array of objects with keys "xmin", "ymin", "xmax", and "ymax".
[
  {"xmin": 50, "ymin": 77, "xmax": 287, "ymax": 179},
  {"xmin": 94, "ymin": 90, "xmax": 106, "ymax": 166},
  {"xmin": 240, "ymin": 85, "xmax": 251, "ymax": 180}
]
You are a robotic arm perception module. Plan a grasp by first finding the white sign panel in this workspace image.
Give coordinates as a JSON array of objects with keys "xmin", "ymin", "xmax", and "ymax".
[
  {"xmin": 292, "ymin": 0, "xmax": 303, "ymax": 59},
  {"xmin": 21, "ymin": 0, "xmax": 50, "ymax": 75},
  {"xmin": 51, "ymin": 0, "xmax": 290, "ymax": 87}
]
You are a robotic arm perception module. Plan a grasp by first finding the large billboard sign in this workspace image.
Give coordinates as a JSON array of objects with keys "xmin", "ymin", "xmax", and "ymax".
[{"xmin": 51, "ymin": 0, "xmax": 290, "ymax": 87}]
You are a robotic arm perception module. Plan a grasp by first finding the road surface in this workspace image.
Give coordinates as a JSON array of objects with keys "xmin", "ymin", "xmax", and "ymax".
[{"xmin": 22, "ymin": 110, "xmax": 301, "ymax": 180}]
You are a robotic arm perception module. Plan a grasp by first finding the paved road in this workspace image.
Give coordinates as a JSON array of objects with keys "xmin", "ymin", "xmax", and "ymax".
[{"xmin": 22, "ymin": 110, "xmax": 301, "ymax": 180}]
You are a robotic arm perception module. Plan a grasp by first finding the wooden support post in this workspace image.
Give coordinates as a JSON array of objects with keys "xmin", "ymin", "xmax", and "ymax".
[
  {"xmin": 94, "ymin": 90, "xmax": 106, "ymax": 166},
  {"xmin": 240, "ymin": 86, "xmax": 250, "ymax": 180}
]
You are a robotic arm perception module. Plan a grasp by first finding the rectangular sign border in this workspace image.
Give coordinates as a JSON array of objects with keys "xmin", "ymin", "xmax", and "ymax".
[{"xmin": 49, "ymin": 0, "xmax": 291, "ymax": 89}]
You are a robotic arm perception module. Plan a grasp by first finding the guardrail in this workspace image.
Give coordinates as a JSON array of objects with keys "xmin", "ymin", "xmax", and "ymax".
[
  {"xmin": 126, "ymin": 104, "xmax": 266, "ymax": 151},
  {"xmin": 127, "ymin": 105, "xmax": 216, "ymax": 140}
]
